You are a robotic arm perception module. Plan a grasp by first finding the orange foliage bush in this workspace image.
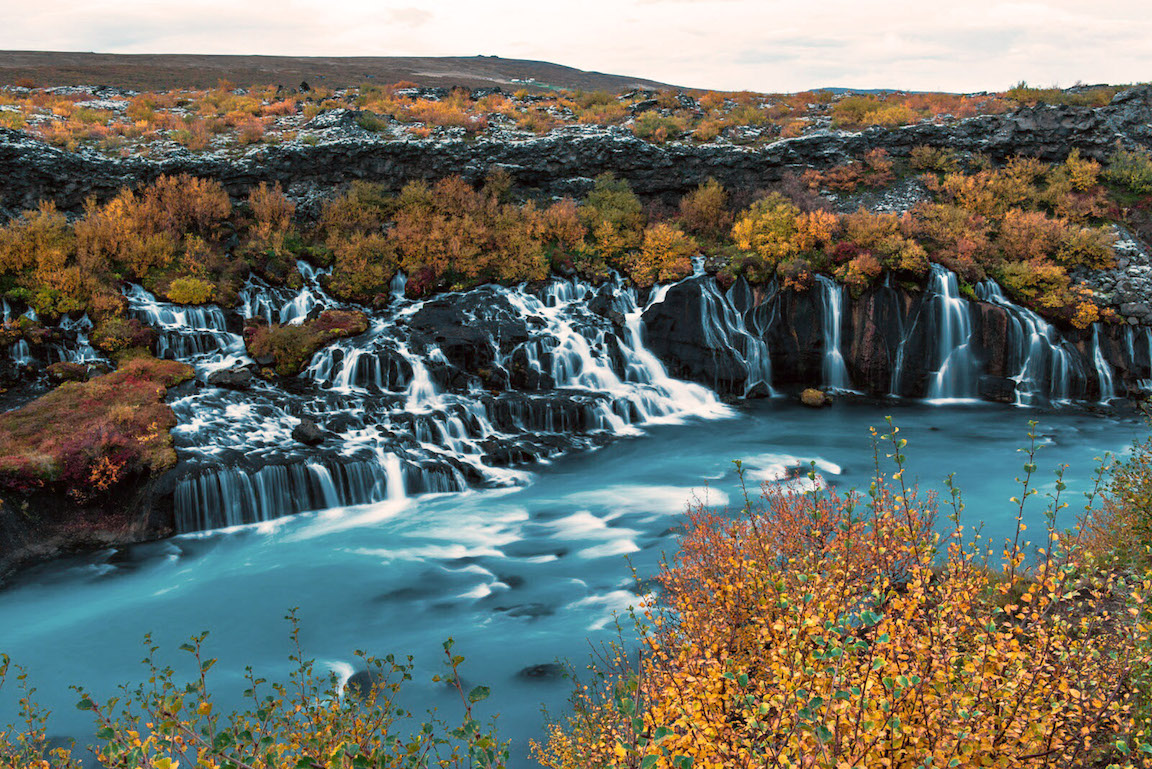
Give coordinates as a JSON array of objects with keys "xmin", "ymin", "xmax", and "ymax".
[
  {"xmin": 678, "ymin": 179, "xmax": 732, "ymax": 239},
  {"xmin": 629, "ymin": 224, "xmax": 697, "ymax": 287},
  {"xmin": 535, "ymin": 424, "xmax": 1152, "ymax": 769}
]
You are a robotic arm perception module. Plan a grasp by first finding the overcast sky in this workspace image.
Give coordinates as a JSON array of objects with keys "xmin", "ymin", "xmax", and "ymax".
[{"xmin": 3, "ymin": 0, "xmax": 1148, "ymax": 92}]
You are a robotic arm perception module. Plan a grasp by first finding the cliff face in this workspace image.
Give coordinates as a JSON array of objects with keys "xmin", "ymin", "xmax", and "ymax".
[
  {"xmin": 2, "ymin": 86, "xmax": 1150, "ymax": 217},
  {"xmin": 642, "ymin": 275, "xmax": 1141, "ymax": 403}
]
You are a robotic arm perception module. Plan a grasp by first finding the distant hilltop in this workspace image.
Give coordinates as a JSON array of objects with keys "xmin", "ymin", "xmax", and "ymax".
[{"xmin": 0, "ymin": 51, "xmax": 678, "ymax": 92}]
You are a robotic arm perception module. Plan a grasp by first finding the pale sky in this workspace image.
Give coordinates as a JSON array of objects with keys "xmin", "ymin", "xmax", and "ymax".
[{"xmin": 3, "ymin": 0, "xmax": 1149, "ymax": 93}]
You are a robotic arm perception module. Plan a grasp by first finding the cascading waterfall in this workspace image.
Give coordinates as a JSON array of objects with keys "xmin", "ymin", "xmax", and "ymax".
[
  {"xmin": 124, "ymin": 284, "xmax": 247, "ymax": 372},
  {"xmin": 924, "ymin": 265, "xmax": 977, "ymax": 401},
  {"xmin": 31, "ymin": 254, "xmax": 1135, "ymax": 534},
  {"xmin": 1092, "ymin": 324, "xmax": 1115, "ymax": 403},
  {"xmin": 815, "ymin": 275, "xmax": 850, "ymax": 390},
  {"xmin": 975, "ymin": 282, "xmax": 1076, "ymax": 404},
  {"xmin": 697, "ymin": 279, "xmax": 774, "ymax": 396},
  {"xmin": 163, "ymin": 269, "xmax": 732, "ymax": 532},
  {"xmin": 9, "ymin": 338, "xmax": 32, "ymax": 365}
]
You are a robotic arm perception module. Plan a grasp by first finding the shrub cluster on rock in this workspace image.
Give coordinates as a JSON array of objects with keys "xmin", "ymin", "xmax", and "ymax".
[
  {"xmin": 0, "ymin": 356, "xmax": 193, "ymax": 497},
  {"xmin": 244, "ymin": 309, "xmax": 369, "ymax": 376}
]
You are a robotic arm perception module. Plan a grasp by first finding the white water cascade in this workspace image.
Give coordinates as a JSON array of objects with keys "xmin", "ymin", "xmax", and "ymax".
[
  {"xmin": 975, "ymin": 281, "xmax": 1076, "ymax": 405},
  {"xmin": 924, "ymin": 265, "xmax": 978, "ymax": 401},
  {"xmin": 697, "ymin": 279, "xmax": 774, "ymax": 396},
  {"xmin": 1092, "ymin": 324, "xmax": 1115, "ymax": 403},
  {"xmin": 816, "ymin": 275, "xmax": 850, "ymax": 390},
  {"xmin": 163, "ymin": 269, "xmax": 734, "ymax": 533}
]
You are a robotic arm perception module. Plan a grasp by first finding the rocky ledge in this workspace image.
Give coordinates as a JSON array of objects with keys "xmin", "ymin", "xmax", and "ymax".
[{"xmin": 1, "ymin": 86, "xmax": 1150, "ymax": 217}]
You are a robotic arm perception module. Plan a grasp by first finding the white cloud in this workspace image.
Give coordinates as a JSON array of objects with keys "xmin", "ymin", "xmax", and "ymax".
[{"xmin": 1, "ymin": 0, "xmax": 1148, "ymax": 92}]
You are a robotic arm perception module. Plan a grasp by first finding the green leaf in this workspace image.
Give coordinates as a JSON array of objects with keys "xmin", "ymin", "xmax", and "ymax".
[
  {"xmin": 76, "ymin": 696, "xmax": 96, "ymax": 711},
  {"xmin": 467, "ymin": 685, "xmax": 490, "ymax": 703},
  {"xmin": 642, "ymin": 757, "xmax": 660, "ymax": 769}
]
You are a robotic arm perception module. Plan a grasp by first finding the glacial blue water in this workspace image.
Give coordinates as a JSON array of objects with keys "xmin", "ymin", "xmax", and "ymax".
[{"xmin": 0, "ymin": 398, "xmax": 1142, "ymax": 764}]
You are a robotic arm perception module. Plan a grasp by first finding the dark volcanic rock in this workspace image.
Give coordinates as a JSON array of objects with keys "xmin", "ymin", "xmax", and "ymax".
[
  {"xmin": 3, "ymin": 85, "xmax": 1149, "ymax": 216},
  {"xmin": 292, "ymin": 418, "xmax": 328, "ymax": 445},
  {"xmin": 516, "ymin": 663, "xmax": 566, "ymax": 681},
  {"xmin": 206, "ymin": 365, "xmax": 253, "ymax": 389},
  {"xmin": 641, "ymin": 276, "xmax": 751, "ymax": 395},
  {"xmin": 979, "ymin": 375, "xmax": 1018, "ymax": 403},
  {"xmin": 408, "ymin": 287, "xmax": 535, "ymax": 390}
]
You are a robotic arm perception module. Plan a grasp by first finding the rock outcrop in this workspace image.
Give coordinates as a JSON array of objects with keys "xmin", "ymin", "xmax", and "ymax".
[{"xmin": 2, "ymin": 86, "xmax": 1150, "ymax": 217}]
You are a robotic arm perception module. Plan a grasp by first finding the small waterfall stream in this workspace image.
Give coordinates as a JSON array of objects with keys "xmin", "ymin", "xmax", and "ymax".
[
  {"xmin": 1092, "ymin": 324, "xmax": 1115, "ymax": 403},
  {"xmin": 816, "ymin": 275, "xmax": 850, "ymax": 390},
  {"xmin": 975, "ymin": 282, "xmax": 1077, "ymax": 405},
  {"xmin": 924, "ymin": 265, "xmax": 977, "ymax": 401},
  {"xmin": 697, "ymin": 279, "xmax": 774, "ymax": 396}
]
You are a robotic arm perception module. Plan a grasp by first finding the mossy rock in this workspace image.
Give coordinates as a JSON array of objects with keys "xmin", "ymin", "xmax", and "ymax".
[{"xmin": 800, "ymin": 388, "xmax": 830, "ymax": 408}]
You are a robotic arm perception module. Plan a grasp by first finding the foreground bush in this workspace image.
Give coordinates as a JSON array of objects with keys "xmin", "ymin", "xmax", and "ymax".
[
  {"xmin": 1, "ymin": 612, "xmax": 507, "ymax": 768},
  {"xmin": 534, "ymin": 421, "xmax": 1152, "ymax": 768}
]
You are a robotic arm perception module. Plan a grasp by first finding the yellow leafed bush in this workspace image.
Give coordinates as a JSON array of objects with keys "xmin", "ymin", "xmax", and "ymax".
[{"xmin": 535, "ymin": 421, "xmax": 1152, "ymax": 769}]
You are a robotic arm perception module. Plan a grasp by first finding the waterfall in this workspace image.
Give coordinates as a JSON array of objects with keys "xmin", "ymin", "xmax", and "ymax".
[
  {"xmin": 697, "ymin": 279, "xmax": 774, "ymax": 396},
  {"xmin": 975, "ymin": 282, "xmax": 1076, "ymax": 405},
  {"xmin": 9, "ymin": 338, "xmax": 32, "ymax": 365},
  {"xmin": 124, "ymin": 284, "xmax": 247, "ymax": 372},
  {"xmin": 924, "ymin": 265, "xmax": 977, "ymax": 401},
  {"xmin": 1092, "ymin": 324, "xmax": 1115, "ymax": 403},
  {"xmin": 161, "ymin": 270, "xmax": 734, "ymax": 534},
  {"xmin": 816, "ymin": 275, "xmax": 849, "ymax": 390}
]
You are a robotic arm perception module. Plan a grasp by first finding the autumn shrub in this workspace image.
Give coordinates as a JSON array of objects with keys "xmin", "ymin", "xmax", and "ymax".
[
  {"xmin": 627, "ymin": 224, "xmax": 697, "ymax": 287},
  {"xmin": 1090, "ymin": 431, "xmax": 1152, "ymax": 568},
  {"xmin": 831, "ymin": 95, "xmax": 921, "ymax": 129},
  {"xmin": 248, "ymin": 182, "xmax": 296, "ymax": 240},
  {"xmin": 91, "ymin": 316, "xmax": 157, "ymax": 353},
  {"xmin": 1005, "ymin": 82, "xmax": 1120, "ymax": 108},
  {"xmin": 165, "ymin": 276, "xmax": 216, "ymax": 304},
  {"xmin": 1106, "ymin": 144, "xmax": 1152, "ymax": 196},
  {"xmin": 731, "ymin": 193, "xmax": 806, "ymax": 282},
  {"xmin": 534, "ymin": 421, "xmax": 1152, "ymax": 769},
  {"xmin": 803, "ymin": 149, "xmax": 895, "ymax": 193},
  {"xmin": 905, "ymin": 202, "xmax": 994, "ymax": 282},
  {"xmin": 326, "ymin": 232, "xmax": 399, "ymax": 304},
  {"xmin": 2, "ymin": 614, "xmax": 507, "ymax": 768},
  {"xmin": 909, "ymin": 145, "xmax": 961, "ymax": 173},
  {"xmin": 631, "ymin": 112, "xmax": 685, "ymax": 144},
  {"xmin": 678, "ymin": 178, "xmax": 732, "ymax": 240},
  {"xmin": 0, "ymin": 356, "xmax": 192, "ymax": 496}
]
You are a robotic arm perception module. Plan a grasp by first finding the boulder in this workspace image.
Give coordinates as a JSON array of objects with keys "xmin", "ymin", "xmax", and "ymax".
[
  {"xmin": 291, "ymin": 418, "xmax": 328, "ymax": 446},
  {"xmin": 800, "ymin": 388, "xmax": 830, "ymax": 408},
  {"xmin": 978, "ymin": 375, "xmax": 1018, "ymax": 404},
  {"xmin": 206, "ymin": 365, "xmax": 253, "ymax": 389},
  {"xmin": 516, "ymin": 663, "xmax": 566, "ymax": 681}
]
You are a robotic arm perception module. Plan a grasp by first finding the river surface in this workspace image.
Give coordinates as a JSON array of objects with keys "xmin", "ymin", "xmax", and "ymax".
[{"xmin": 0, "ymin": 398, "xmax": 1142, "ymax": 764}]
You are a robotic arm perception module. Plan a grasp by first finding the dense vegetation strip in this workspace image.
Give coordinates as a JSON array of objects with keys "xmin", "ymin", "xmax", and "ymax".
[{"xmin": 1, "ymin": 143, "xmax": 1148, "ymax": 335}]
